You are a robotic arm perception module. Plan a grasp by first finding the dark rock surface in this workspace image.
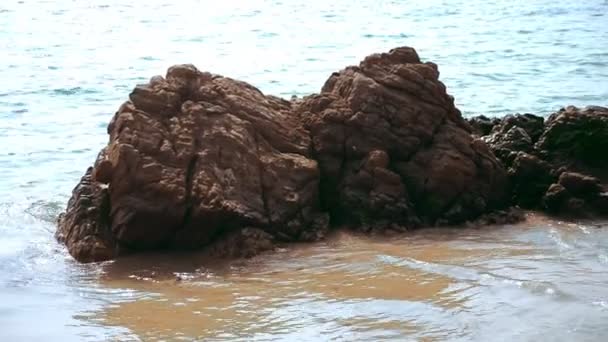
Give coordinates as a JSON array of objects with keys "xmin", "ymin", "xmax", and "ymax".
[
  {"xmin": 537, "ymin": 106, "xmax": 608, "ymax": 169},
  {"xmin": 469, "ymin": 105, "xmax": 608, "ymax": 217},
  {"xmin": 56, "ymin": 167, "xmax": 115, "ymax": 262}
]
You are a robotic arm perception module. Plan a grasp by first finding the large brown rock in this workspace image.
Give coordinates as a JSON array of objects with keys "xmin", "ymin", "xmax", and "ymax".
[
  {"xmin": 58, "ymin": 65, "xmax": 329, "ymax": 261},
  {"xmin": 57, "ymin": 47, "xmax": 512, "ymax": 262},
  {"xmin": 296, "ymin": 47, "xmax": 508, "ymax": 226}
]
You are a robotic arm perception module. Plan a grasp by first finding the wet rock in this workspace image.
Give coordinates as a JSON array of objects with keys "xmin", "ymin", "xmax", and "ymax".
[
  {"xmin": 296, "ymin": 47, "xmax": 508, "ymax": 226},
  {"xmin": 56, "ymin": 168, "xmax": 116, "ymax": 262},
  {"xmin": 558, "ymin": 172, "xmax": 601, "ymax": 198},
  {"xmin": 542, "ymin": 173, "xmax": 605, "ymax": 216},
  {"xmin": 467, "ymin": 115, "xmax": 501, "ymax": 136},
  {"xmin": 483, "ymin": 126, "xmax": 533, "ymax": 160},
  {"xmin": 508, "ymin": 152, "xmax": 555, "ymax": 208},
  {"xmin": 564, "ymin": 197, "xmax": 587, "ymax": 216},
  {"xmin": 472, "ymin": 106, "xmax": 608, "ymax": 216},
  {"xmin": 204, "ymin": 227, "xmax": 275, "ymax": 258},
  {"xmin": 543, "ymin": 183, "xmax": 570, "ymax": 213},
  {"xmin": 537, "ymin": 106, "xmax": 608, "ymax": 168},
  {"xmin": 59, "ymin": 64, "xmax": 327, "ymax": 262},
  {"xmin": 479, "ymin": 113, "xmax": 544, "ymax": 161},
  {"xmin": 495, "ymin": 113, "xmax": 545, "ymax": 142},
  {"xmin": 467, "ymin": 206, "xmax": 525, "ymax": 226},
  {"xmin": 65, "ymin": 46, "xmax": 608, "ymax": 263}
]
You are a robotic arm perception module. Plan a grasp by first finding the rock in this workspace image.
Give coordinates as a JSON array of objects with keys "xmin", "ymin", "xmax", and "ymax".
[
  {"xmin": 479, "ymin": 113, "xmax": 544, "ymax": 162},
  {"xmin": 494, "ymin": 113, "xmax": 545, "ymax": 142},
  {"xmin": 204, "ymin": 227, "xmax": 275, "ymax": 258},
  {"xmin": 558, "ymin": 172, "xmax": 601, "ymax": 198},
  {"xmin": 475, "ymin": 107, "xmax": 608, "ymax": 215},
  {"xmin": 56, "ymin": 167, "xmax": 116, "ymax": 262},
  {"xmin": 59, "ymin": 46, "xmax": 575, "ymax": 263},
  {"xmin": 537, "ymin": 106, "xmax": 608, "ymax": 168},
  {"xmin": 297, "ymin": 47, "xmax": 508, "ymax": 226},
  {"xmin": 508, "ymin": 152, "xmax": 555, "ymax": 208},
  {"xmin": 57, "ymin": 47, "xmax": 514, "ymax": 263},
  {"xmin": 564, "ymin": 197, "xmax": 586, "ymax": 216},
  {"xmin": 337, "ymin": 150, "xmax": 418, "ymax": 227},
  {"xmin": 543, "ymin": 175, "xmax": 606, "ymax": 216},
  {"xmin": 467, "ymin": 115, "xmax": 501, "ymax": 136},
  {"xmin": 483, "ymin": 126, "xmax": 533, "ymax": 161},
  {"xmin": 543, "ymin": 183, "xmax": 570, "ymax": 213},
  {"xmin": 467, "ymin": 206, "xmax": 525, "ymax": 226},
  {"xmin": 59, "ymin": 64, "xmax": 328, "ymax": 262}
]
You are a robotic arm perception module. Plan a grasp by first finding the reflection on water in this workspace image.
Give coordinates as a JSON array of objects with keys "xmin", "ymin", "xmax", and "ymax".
[{"xmin": 89, "ymin": 214, "xmax": 608, "ymax": 341}]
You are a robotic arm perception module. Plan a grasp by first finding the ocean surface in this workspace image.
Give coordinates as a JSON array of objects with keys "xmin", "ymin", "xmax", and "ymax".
[{"xmin": 1, "ymin": 0, "xmax": 608, "ymax": 340}]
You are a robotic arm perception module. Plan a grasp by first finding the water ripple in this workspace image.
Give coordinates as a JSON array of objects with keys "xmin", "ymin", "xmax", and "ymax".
[{"xmin": 1, "ymin": 0, "xmax": 608, "ymax": 340}]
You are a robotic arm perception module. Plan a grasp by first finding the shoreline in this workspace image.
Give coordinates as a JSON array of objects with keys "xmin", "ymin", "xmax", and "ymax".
[{"xmin": 84, "ymin": 210, "xmax": 608, "ymax": 276}]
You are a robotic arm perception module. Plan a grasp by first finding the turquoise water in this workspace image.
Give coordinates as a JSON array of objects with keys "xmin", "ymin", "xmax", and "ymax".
[{"xmin": 1, "ymin": 0, "xmax": 607, "ymax": 340}]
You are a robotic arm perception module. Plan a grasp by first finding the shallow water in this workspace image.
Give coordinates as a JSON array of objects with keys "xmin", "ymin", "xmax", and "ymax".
[
  {"xmin": 27, "ymin": 215, "xmax": 608, "ymax": 341},
  {"xmin": 93, "ymin": 216, "xmax": 608, "ymax": 341},
  {"xmin": 1, "ymin": 0, "xmax": 608, "ymax": 340}
]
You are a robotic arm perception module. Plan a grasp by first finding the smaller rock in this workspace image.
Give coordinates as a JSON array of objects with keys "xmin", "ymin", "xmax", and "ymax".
[
  {"xmin": 496, "ymin": 113, "xmax": 545, "ymax": 142},
  {"xmin": 558, "ymin": 172, "xmax": 601, "ymax": 198},
  {"xmin": 467, "ymin": 115, "xmax": 501, "ymax": 136},
  {"xmin": 55, "ymin": 168, "xmax": 116, "ymax": 262},
  {"xmin": 543, "ymin": 183, "xmax": 570, "ymax": 213},
  {"xmin": 483, "ymin": 126, "xmax": 533, "ymax": 160},
  {"xmin": 480, "ymin": 113, "xmax": 544, "ymax": 157},
  {"xmin": 565, "ymin": 197, "xmax": 586, "ymax": 216},
  {"xmin": 508, "ymin": 152, "xmax": 555, "ymax": 208},
  {"xmin": 204, "ymin": 227, "xmax": 275, "ymax": 259},
  {"xmin": 299, "ymin": 214, "xmax": 330, "ymax": 242},
  {"xmin": 467, "ymin": 206, "xmax": 525, "ymax": 226},
  {"xmin": 536, "ymin": 106, "xmax": 608, "ymax": 167}
]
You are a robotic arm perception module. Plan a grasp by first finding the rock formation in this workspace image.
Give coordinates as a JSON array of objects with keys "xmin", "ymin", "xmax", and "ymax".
[
  {"xmin": 58, "ymin": 65, "xmax": 330, "ymax": 262},
  {"xmin": 57, "ymin": 47, "xmax": 607, "ymax": 263},
  {"xmin": 468, "ymin": 106, "xmax": 608, "ymax": 216},
  {"xmin": 296, "ymin": 48, "xmax": 508, "ymax": 227}
]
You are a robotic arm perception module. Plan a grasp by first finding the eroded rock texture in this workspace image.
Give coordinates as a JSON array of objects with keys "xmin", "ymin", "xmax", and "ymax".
[
  {"xmin": 296, "ymin": 47, "xmax": 508, "ymax": 227},
  {"xmin": 56, "ymin": 167, "xmax": 115, "ymax": 262},
  {"xmin": 469, "ymin": 106, "xmax": 608, "ymax": 216},
  {"xmin": 57, "ymin": 65, "xmax": 329, "ymax": 262},
  {"xmin": 57, "ymin": 47, "xmax": 513, "ymax": 262}
]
